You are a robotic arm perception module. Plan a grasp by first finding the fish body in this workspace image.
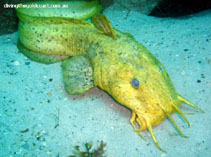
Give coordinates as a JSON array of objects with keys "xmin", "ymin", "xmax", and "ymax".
[{"xmin": 16, "ymin": 1, "xmax": 203, "ymax": 152}]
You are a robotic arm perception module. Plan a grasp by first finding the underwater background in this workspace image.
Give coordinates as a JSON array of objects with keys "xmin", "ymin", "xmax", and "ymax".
[{"xmin": 0, "ymin": 0, "xmax": 211, "ymax": 156}]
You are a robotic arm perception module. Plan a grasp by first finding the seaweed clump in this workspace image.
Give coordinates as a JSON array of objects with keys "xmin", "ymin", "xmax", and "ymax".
[{"xmin": 68, "ymin": 141, "xmax": 106, "ymax": 157}]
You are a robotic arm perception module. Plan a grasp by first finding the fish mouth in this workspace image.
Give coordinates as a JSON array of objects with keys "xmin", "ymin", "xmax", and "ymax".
[{"xmin": 129, "ymin": 95, "xmax": 204, "ymax": 153}]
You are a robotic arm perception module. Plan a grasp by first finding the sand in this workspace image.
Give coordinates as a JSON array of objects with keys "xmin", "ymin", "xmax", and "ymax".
[{"xmin": 0, "ymin": 5, "xmax": 210, "ymax": 157}]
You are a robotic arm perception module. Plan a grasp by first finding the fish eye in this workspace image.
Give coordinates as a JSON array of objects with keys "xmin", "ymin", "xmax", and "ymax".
[{"xmin": 131, "ymin": 78, "xmax": 139, "ymax": 88}]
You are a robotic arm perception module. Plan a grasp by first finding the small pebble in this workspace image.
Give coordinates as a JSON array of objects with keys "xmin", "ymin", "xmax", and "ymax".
[
  {"xmin": 42, "ymin": 142, "xmax": 47, "ymax": 146},
  {"xmin": 14, "ymin": 61, "xmax": 20, "ymax": 66},
  {"xmin": 201, "ymin": 74, "xmax": 205, "ymax": 78},
  {"xmin": 25, "ymin": 61, "xmax": 30, "ymax": 65},
  {"xmin": 15, "ymin": 149, "xmax": 22, "ymax": 154},
  {"xmin": 20, "ymin": 128, "xmax": 29, "ymax": 133},
  {"xmin": 47, "ymin": 92, "xmax": 52, "ymax": 96},
  {"xmin": 21, "ymin": 143, "xmax": 29, "ymax": 149},
  {"xmin": 197, "ymin": 80, "xmax": 201, "ymax": 83},
  {"xmin": 47, "ymin": 150, "xmax": 52, "ymax": 154}
]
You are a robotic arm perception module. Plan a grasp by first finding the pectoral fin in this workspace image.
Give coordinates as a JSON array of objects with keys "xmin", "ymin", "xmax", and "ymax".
[{"xmin": 62, "ymin": 56, "xmax": 94, "ymax": 95}]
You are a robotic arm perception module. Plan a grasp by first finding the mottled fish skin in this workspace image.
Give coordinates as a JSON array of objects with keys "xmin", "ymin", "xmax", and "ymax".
[
  {"xmin": 17, "ymin": 3, "xmax": 203, "ymax": 152},
  {"xmin": 81, "ymin": 24, "xmax": 203, "ymax": 152}
]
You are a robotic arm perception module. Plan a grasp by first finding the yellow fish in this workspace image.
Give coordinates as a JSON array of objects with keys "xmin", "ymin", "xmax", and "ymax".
[{"xmin": 16, "ymin": 0, "xmax": 204, "ymax": 152}]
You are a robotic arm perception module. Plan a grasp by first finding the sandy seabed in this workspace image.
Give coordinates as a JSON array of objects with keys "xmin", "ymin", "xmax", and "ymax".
[{"xmin": 0, "ymin": 5, "xmax": 211, "ymax": 157}]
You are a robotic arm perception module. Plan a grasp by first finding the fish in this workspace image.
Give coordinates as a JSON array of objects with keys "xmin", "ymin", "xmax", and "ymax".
[{"xmin": 16, "ymin": 0, "xmax": 204, "ymax": 152}]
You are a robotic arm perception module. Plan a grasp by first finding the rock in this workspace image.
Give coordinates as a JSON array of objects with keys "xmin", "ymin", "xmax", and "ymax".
[
  {"xmin": 111, "ymin": 0, "xmax": 162, "ymax": 15},
  {"xmin": 0, "ymin": 0, "xmax": 18, "ymax": 35},
  {"xmin": 149, "ymin": 0, "xmax": 211, "ymax": 17},
  {"xmin": 0, "ymin": 0, "xmax": 38, "ymax": 35}
]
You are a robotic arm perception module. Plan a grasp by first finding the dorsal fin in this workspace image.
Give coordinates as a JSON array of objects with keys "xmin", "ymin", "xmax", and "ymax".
[{"xmin": 91, "ymin": 14, "xmax": 116, "ymax": 39}]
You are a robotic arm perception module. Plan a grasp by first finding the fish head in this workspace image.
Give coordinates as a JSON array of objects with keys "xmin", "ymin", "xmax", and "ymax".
[{"xmin": 102, "ymin": 49, "xmax": 180, "ymax": 128}]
